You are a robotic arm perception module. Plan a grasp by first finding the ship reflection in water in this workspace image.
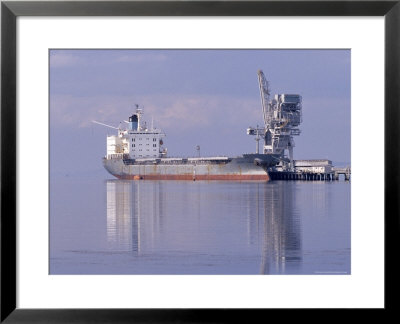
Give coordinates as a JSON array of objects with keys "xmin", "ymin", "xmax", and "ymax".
[{"xmin": 106, "ymin": 180, "xmax": 302, "ymax": 274}]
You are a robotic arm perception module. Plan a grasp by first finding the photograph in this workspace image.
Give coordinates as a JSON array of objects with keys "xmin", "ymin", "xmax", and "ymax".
[
  {"xmin": 49, "ymin": 49, "xmax": 351, "ymax": 275},
  {"xmin": 2, "ymin": 0, "xmax": 398, "ymax": 320}
]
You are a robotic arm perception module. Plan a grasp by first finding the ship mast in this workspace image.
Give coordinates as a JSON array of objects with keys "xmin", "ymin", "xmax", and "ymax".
[{"xmin": 134, "ymin": 104, "xmax": 144, "ymax": 130}]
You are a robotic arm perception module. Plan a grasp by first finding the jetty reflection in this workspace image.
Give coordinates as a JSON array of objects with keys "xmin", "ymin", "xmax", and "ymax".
[
  {"xmin": 106, "ymin": 180, "xmax": 302, "ymax": 274},
  {"xmin": 258, "ymin": 182, "xmax": 302, "ymax": 274}
]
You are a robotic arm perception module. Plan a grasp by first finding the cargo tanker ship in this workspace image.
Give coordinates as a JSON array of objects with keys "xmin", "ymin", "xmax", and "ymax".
[
  {"xmin": 99, "ymin": 71, "xmax": 302, "ymax": 181},
  {"xmin": 101, "ymin": 106, "xmax": 280, "ymax": 181}
]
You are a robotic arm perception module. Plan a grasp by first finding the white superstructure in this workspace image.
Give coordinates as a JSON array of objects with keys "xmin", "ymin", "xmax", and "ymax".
[{"xmin": 104, "ymin": 105, "xmax": 166, "ymax": 160}]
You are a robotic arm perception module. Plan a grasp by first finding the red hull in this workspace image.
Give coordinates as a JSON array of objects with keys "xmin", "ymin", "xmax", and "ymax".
[{"xmin": 114, "ymin": 174, "xmax": 270, "ymax": 181}]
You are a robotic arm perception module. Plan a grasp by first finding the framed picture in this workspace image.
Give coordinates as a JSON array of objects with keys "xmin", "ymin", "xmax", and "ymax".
[{"xmin": 1, "ymin": 0, "xmax": 399, "ymax": 322}]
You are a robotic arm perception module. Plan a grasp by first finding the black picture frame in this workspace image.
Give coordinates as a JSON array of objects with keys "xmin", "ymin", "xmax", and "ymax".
[{"xmin": 1, "ymin": 0, "xmax": 399, "ymax": 322}]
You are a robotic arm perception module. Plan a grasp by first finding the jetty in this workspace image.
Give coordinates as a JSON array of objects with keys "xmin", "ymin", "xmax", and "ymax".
[{"xmin": 268, "ymin": 159, "xmax": 351, "ymax": 181}]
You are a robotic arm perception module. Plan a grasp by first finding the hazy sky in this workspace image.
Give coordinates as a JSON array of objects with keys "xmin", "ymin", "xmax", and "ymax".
[{"xmin": 50, "ymin": 49, "xmax": 350, "ymax": 177}]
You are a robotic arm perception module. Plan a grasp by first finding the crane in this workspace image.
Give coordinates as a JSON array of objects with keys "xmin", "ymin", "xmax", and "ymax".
[
  {"xmin": 257, "ymin": 70, "xmax": 271, "ymax": 129},
  {"xmin": 247, "ymin": 70, "xmax": 303, "ymax": 170},
  {"xmin": 247, "ymin": 70, "xmax": 271, "ymax": 154}
]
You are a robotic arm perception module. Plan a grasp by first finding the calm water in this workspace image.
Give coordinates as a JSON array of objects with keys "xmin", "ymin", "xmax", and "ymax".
[{"xmin": 50, "ymin": 177, "xmax": 350, "ymax": 275}]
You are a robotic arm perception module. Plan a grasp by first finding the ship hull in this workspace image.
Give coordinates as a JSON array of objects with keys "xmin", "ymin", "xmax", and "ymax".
[{"xmin": 103, "ymin": 154, "xmax": 279, "ymax": 181}]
